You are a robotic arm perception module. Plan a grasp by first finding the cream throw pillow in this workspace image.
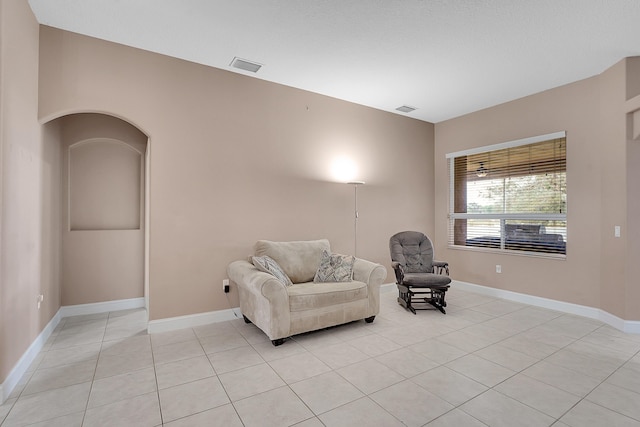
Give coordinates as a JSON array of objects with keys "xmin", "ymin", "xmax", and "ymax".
[
  {"xmin": 252, "ymin": 255, "xmax": 293, "ymax": 286},
  {"xmin": 313, "ymin": 250, "xmax": 354, "ymax": 283}
]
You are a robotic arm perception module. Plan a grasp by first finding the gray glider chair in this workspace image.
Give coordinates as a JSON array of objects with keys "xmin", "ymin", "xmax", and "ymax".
[{"xmin": 389, "ymin": 231, "xmax": 451, "ymax": 314}]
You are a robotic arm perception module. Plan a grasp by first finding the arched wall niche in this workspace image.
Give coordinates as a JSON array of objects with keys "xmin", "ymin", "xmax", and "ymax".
[
  {"xmin": 69, "ymin": 138, "xmax": 142, "ymax": 231},
  {"xmin": 44, "ymin": 112, "xmax": 150, "ymax": 307},
  {"xmin": 40, "ymin": 109, "xmax": 151, "ymax": 141}
]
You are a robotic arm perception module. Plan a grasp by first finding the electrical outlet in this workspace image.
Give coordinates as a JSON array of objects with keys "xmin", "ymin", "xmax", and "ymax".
[
  {"xmin": 496, "ymin": 265, "xmax": 502, "ymax": 274},
  {"xmin": 223, "ymin": 279, "xmax": 230, "ymax": 293},
  {"xmin": 615, "ymin": 225, "xmax": 621, "ymax": 237}
]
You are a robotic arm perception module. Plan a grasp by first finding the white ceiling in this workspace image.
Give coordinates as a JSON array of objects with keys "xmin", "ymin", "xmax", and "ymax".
[{"xmin": 28, "ymin": 0, "xmax": 640, "ymax": 123}]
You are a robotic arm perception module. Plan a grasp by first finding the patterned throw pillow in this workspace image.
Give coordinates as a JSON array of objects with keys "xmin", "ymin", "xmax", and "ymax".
[
  {"xmin": 252, "ymin": 255, "xmax": 293, "ymax": 286},
  {"xmin": 313, "ymin": 250, "xmax": 355, "ymax": 283}
]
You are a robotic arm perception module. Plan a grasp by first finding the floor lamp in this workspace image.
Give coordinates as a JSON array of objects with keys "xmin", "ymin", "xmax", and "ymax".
[{"xmin": 347, "ymin": 181, "xmax": 365, "ymax": 256}]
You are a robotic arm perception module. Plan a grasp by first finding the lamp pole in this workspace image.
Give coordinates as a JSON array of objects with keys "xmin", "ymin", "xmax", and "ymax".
[{"xmin": 347, "ymin": 181, "xmax": 365, "ymax": 256}]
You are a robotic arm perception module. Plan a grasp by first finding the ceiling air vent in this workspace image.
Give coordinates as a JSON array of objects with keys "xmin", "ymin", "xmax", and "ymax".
[
  {"xmin": 396, "ymin": 105, "xmax": 417, "ymax": 113},
  {"xmin": 230, "ymin": 57, "xmax": 262, "ymax": 73}
]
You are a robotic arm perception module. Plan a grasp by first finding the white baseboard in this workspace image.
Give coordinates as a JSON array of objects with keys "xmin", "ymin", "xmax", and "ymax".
[
  {"xmin": 147, "ymin": 308, "xmax": 241, "ymax": 334},
  {"xmin": 1, "ymin": 309, "xmax": 62, "ymax": 404},
  {"xmin": 1, "ymin": 297, "xmax": 146, "ymax": 405},
  {"xmin": 452, "ymin": 280, "xmax": 640, "ymax": 334},
  {"xmin": 59, "ymin": 297, "xmax": 145, "ymax": 318}
]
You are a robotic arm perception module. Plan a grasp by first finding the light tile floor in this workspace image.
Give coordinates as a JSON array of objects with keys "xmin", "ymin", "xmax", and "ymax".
[{"xmin": 2, "ymin": 288, "xmax": 640, "ymax": 426}]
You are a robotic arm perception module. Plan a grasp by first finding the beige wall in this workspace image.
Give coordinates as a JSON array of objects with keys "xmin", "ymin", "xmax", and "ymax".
[
  {"xmin": 0, "ymin": 0, "xmax": 61, "ymax": 385},
  {"xmin": 38, "ymin": 27, "xmax": 435, "ymax": 321},
  {"xmin": 596, "ymin": 59, "xmax": 627, "ymax": 318},
  {"xmin": 625, "ymin": 58, "xmax": 640, "ymax": 321},
  {"xmin": 435, "ymin": 58, "xmax": 639, "ymax": 320}
]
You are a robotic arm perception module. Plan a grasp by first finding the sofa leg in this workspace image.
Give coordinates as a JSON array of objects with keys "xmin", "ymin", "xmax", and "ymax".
[
  {"xmin": 243, "ymin": 315, "xmax": 252, "ymax": 324},
  {"xmin": 364, "ymin": 316, "xmax": 375, "ymax": 323},
  {"xmin": 271, "ymin": 338, "xmax": 285, "ymax": 346}
]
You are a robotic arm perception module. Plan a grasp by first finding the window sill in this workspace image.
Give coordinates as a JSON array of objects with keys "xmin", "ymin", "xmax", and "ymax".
[{"xmin": 447, "ymin": 244, "xmax": 566, "ymax": 260}]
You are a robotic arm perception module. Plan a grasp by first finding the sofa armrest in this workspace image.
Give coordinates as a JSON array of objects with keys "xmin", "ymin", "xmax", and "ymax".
[
  {"xmin": 227, "ymin": 260, "xmax": 290, "ymax": 340},
  {"xmin": 227, "ymin": 260, "xmax": 288, "ymax": 300},
  {"xmin": 353, "ymin": 258, "xmax": 387, "ymax": 286},
  {"xmin": 352, "ymin": 258, "xmax": 387, "ymax": 317}
]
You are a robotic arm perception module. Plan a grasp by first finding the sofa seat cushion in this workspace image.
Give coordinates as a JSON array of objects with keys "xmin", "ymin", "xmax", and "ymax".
[
  {"xmin": 287, "ymin": 281, "xmax": 368, "ymax": 312},
  {"xmin": 402, "ymin": 272, "xmax": 451, "ymax": 288}
]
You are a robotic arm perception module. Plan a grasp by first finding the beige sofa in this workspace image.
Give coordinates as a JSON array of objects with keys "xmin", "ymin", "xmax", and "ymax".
[{"xmin": 227, "ymin": 239, "xmax": 387, "ymax": 345}]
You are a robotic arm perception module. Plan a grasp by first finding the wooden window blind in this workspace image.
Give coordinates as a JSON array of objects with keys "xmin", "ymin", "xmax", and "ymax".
[{"xmin": 446, "ymin": 132, "xmax": 567, "ymax": 256}]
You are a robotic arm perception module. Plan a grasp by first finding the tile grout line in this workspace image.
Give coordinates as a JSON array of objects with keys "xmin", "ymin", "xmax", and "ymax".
[
  {"xmin": 79, "ymin": 317, "xmax": 108, "ymax": 427},
  {"xmin": 147, "ymin": 320, "xmax": 164, "ymax": 426},
  {"xmin": 483, "ymin": 319, "xmax": 640, "ymax": 425},
  {"xmin": 196, "ymin": 326, "xmax": 247, "ymax": 426}
]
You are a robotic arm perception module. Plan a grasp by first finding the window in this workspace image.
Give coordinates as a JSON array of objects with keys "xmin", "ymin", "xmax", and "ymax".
[{"xmin": 447, "ymin": 132, "xmax": 567, "ymax": 257}]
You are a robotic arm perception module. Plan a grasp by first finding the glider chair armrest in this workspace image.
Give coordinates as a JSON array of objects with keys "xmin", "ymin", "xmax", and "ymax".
[
  {"xmin": 391, "ymin": 261, "xmax": 406, "ymax": 284},
  {"xmin": 227, "ymin": 260, "xmax": 290, "ymax": 340},
  {"xmin": 432, "ymin": 260, "xmax": 449, "ymax": 275}
]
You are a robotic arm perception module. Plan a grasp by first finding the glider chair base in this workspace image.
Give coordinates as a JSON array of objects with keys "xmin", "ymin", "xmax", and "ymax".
[{"xmin": 397, "ymin": 284, "xmax": 449, "ymax": 315}]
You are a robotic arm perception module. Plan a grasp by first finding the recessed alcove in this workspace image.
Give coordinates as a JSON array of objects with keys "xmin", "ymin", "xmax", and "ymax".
[
  {"xmin": 69, "ymin": 138, "xmax": 142, "ymax": 231},
  {"xmin": 44, "ymin": 112, "xmax": 149, "ymax": 306}
]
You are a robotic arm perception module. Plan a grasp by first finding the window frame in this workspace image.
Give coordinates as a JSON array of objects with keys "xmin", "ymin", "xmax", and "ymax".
[{"xmin": 446, "ymin": 131, "xmax": 567, "ymax": 259}]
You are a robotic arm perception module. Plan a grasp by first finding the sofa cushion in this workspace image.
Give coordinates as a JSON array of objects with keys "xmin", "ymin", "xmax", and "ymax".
[
  {"xmin": 255, "ymin": 239, "xmax": 330, "ymax": 284},
  {"xmin": 314, "ymin": 250, "xmax": 354, "ymax": 283},
  {"xmin": 287, "ymin": 281, "xmax": 368, "ymax": 312},
  {"xmin": 251, "ymin": 255, "xmax": 293, "ymax": 286}
]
